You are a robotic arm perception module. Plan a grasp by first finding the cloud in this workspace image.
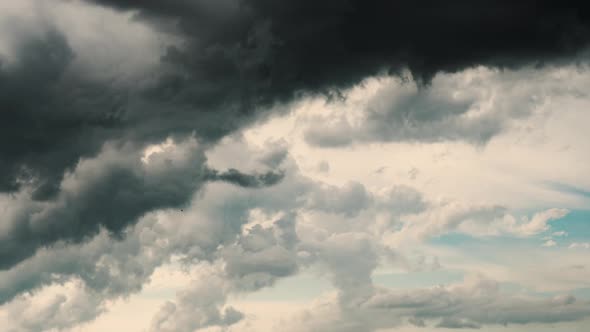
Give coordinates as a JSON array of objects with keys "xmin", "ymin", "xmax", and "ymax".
[
  {"xmin": 88, "ymin": 0, "xmax": 590, "ymax": 85},
  {"xmin": 0, "ymin": 138, "xmax": 209, "ymax": 271},
  {"xmin": 0, "ymin": 26, "xmax": 117, "ymax": 199},
  {"xmin": 0, "ymin": 279, "xmax": 104, "ymax": 332},
  {"xmin": 149, "ymin": 265, "xmax": 244, "ymax": 332},
  {"xmin": 0, "ymin": 5, "xmax": 278, "ymax": 201},
  {"xmin": 305, "ymin": 182, "xmax": 371, "ymax": 217},
  {"xmin": 285, "ymin": 276, "xmax": 590, "ymax": 332},
  {"xmin": 204, "ymin": 168, "xmax": 285, "ymax": 188},
  {"xmin": 149, "ymin": 213, "xmax": 300, "ymax": 332},
  {"xmin": 304, "ymin": 73, "xmax": 489, "ymax": 146},
  {"xmin": 302, "ymin": 66, "xmax": 589, "ymax": 147},
  {"xmin": 569, "ymin": 242, "xmax": 590, "ymax": 249},
  {"xmin": 0, "ymin": 130, "xmax": 293, "ymax": 273},
  {"xmin": 436, "ymin": 317, "xmax": 481, "ymax": 329},
  {"xmin": 0, "ymin": 143, "xmax": 292, "ymax": 327},
  {"xmin": 66, "ymin": 0, "xmax": 590, "ymax": 151},
  {"xmin": 389, "ymin": 202, "xmax": 569, "ymax": 243},
  {"xmin": 0, "ymin": 137, "xmax": 584, "ymax": 331},
  {"xmin": 151, "ymin": 221, "xmax": 273, "ymax": 329},
  {"xmin": 1, "ymin": 7, "xmax": 589, "ymax": 326},
  {"xmin": 1, "ymin": 0, "xmax": 588, "ymax": 272},
  {"xmin": 220, "ymin": 212, "xmax": 300, "ymax": 290},
  {"xmin": 5, "ymin": 0, "xmax": 584, "ymax": 199},
  {"xmin": 517, "ymin": 208, "xmax": 570, "ymax": 236}
]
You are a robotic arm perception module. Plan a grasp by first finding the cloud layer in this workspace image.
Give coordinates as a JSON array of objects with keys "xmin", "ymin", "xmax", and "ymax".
[{"xmin": 2, "ymin": 1, "xmax": 590, "ymax": 331}]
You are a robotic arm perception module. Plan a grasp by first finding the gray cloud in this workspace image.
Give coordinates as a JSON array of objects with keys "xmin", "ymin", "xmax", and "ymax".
[
  {"xmin": 0, "ymin": 145, "xmax": 298, "ymax": 329},
  {"xmin": 0, "ymin": 6, "xmax": 291, "ymax": 275},
  {"xmin": 437, "ymin": 318, "xmax": 481, "ymax": 329},
  {"xmin": 0, "ymin": 134, "xmax": 290, "ymax": 272},
  {"xmin": 2, "ymin": 1, "xmax": 590, "ymax": 283},
  {"xmin": 286, "ymin": 276, "xmax": 590, "ymax": 332},
  {"xmin": 149, "ymin": 214, "xmax": 299, "ymax": 332},
  {"xmin": 0, "ymin": 139, "xmax": 208, "ymax": 270},
  {"xmin": 81, "ymin": 0, "xmax": 590, "ymax": 152},
  {"xmin": 0, "ymin": 27, "xmax": 124, "ymax": 199},
  {"xmin": 0, "ymin": 141, "xmax": 585, "ymax": 331},
  {"xmin": 149, "ymin": 266, "xmax": 244, "ymax": 332},
  {"xmin": 303, "ymin": 67, "xmax": 568, "ymax": 147},
  {"xmin": 205, "ymin": 168, "xmax": 285, "ymax": 189},
  {"xmin": 0, "ymin": 142, "xmax": 398, "ymax": 329},
  {"xmin": 3, "ymin": 280, "xmax": 105, "ymax": 332},
  {"xmin": 2, "ymin": 7, "xmax": 590, "ymax": 326},
  {"xmin": 88, "ymin": 0, "xmax": 590, "ymax": 85},
  {"xmin": 305, "ymin": 182, "xmax": 370, "ymax": 217},
  {"xmin": 5, "ymin": 0, "xmax": 589, "ymax": 198},
  {"xmin": 0, "ymin": 11, "xmax": 279, "ymax": 202},
  {"xmin": 367, "ymin": 278, "xmax": 590, "ymax": 328},
  {"xmin": 387, "ymin": 202, "xmax": 569, "ymax": 243},
  {"xmin": 221, "ymin": 214, "xmax": 299, "ymax": 290}
]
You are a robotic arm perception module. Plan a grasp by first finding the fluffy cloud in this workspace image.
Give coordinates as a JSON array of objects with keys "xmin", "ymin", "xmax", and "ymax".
[
  {"xmin": 0, "ymin": 135, "xmax": 586, "ymax": 331},
  {"xmin": 2, "ymin": 2, "xmax": 590, "ymax": 331},
  {"xmin": 0, "ymin": 137, "xmax": 456, "ymax": 329},
  {"xmin": 3, "ymin": 0, "xmax": 590, "ymax": 201},
  {"xmin": 0, "ymin": 140, "xmax": 310, "ymax": 328},
  {"xmin": 149, "ymin": 212, "xmax": 300, "ymax": 332},
  {"xmin": 0, "ymin": 279, "xmax": 104, "ymax": 332},
  {"xmin": 0, "ymin": 138, "xmax": 291, "ymax": 307},
  {"xmin": 0, "ymin": 129, "xmax": 583, "ymax": 332},
  {"xmin": 222, "ymin": 214, "xmax": 299, "ymax": 290},
  {"xmin": 0, "ymin": 138, "xmax": 208, "ymax": 270},
  {"xmin": 303, "ymin": 66, "xmax": 590, "ymax": 147},
  {"xmin": 150, "ymin": 265, "xmax": 244, "ymax": 332}
]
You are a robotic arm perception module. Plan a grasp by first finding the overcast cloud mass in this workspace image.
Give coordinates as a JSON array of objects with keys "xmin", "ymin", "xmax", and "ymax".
[{"xmin": 1, "ymin": 1, "xmax": 590, "ymax": 331}]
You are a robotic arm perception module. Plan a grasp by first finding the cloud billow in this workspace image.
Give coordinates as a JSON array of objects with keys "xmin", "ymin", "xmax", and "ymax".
[
  {"xmin": 2, "ymin": 0, "xmax": 589, "ymax": 231},
  {"xmin": 88, "ymin": 0, "xmax": 590, "ymax": 91},
  {"xmin": 1, "ymin": 1, "xmax": 590, "ymax": 330}
]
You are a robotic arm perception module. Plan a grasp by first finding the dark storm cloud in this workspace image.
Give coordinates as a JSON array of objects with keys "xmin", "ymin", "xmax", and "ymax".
[
  {"xmin": 85, "ymin": 0, "xmax": 590, "ymax": 152},
  {"xmin": 0, "ymin": 141, "xmax": 208, "ymax": 270},
  {"xmin": 5, "ymin": 1, "xmax": 590, "ymax": 197},
  {"xmin": 88, "ymin": 0, "xmax": 590, "ymax": 85},
  {"xmin": 0, "ymin": 18, "xmax": 285, "ymax": 270},
  {"xmin": 0, "ymin": 28, "xmax": 124, "ymax": 199},
  {"xmin": 2, "ymin": 0, "xmax": 590, "ymax": 271},
  {"xmin": 205, "ymin": 168, "xmax": 285, "ymax": 188},
  {"xmin": 0, "ymin": 140, "xmax": 287, "ymax": 271},
  {"xmin": 0, "ymin": 26, "xmax": 265, "ymax": 200}
]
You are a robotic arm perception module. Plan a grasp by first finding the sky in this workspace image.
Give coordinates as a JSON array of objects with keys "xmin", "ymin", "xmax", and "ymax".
[{"xmin": 1, "ymin": 1, "xmax": 590, "ymax": 331}]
